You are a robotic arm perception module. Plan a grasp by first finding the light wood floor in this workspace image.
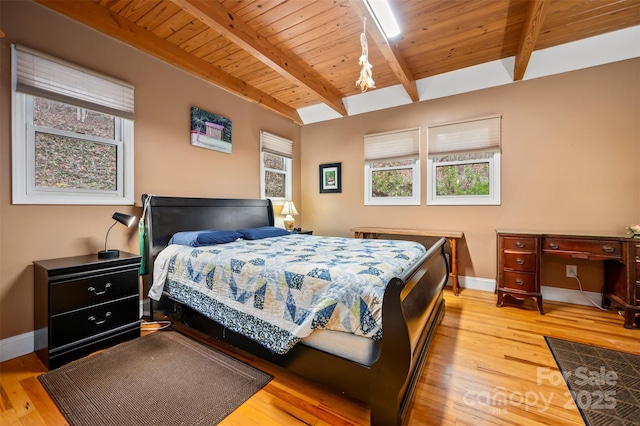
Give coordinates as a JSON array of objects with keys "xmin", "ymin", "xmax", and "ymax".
[{"xmin": 1, "ymin": 288, "xmax": 638, "ymax": 425}]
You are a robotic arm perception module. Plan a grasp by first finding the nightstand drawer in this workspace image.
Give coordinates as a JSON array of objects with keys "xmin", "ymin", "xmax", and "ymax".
[
  {"xmin": 503, "ymin": 252, "xmax": 536, "ymax": 272},
  {"xmin": 502, "ymin": 271, "xmax": 537, "ymax": 292},
  {"xmin": 503, "ymin": 236, "xmax": 536, "ymax": 252},
  {"xmin": 50, "ymin": 295, "xmax": 139, "ymax": 349},
  {"xmin": 50, "ymin": 269, "xmax": 139, "ymax": 315}
]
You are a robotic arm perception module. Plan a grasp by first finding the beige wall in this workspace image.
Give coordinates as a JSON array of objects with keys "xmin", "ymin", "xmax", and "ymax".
[
  {"xmin": 0, "ymin": 1, "xmax": 299, "ymax": 340},
  {"xmin": 300, "ymin": 59, "xmax": 640, "ymax": 292}
]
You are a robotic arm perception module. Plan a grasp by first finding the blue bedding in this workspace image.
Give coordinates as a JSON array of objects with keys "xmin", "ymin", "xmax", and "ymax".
[{"xmin": 150, "ymin": 234, "xmax": 426, "ymax": 354}]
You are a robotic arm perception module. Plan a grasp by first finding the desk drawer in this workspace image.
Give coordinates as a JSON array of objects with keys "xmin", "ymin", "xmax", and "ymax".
[
  {"xmin": 503, "ymin": 236, "xmax": 536, "ymax": 252},
  {"xmin": 543, "ymin": 238, "xmax": 621, "ymax": 260},
  {"xmin": 502, "ymin": 271, "xmax": 537, "ymax": 292},
  {"xmin": 503, "ymin": 252, "xmax": 537, "ymax": 272}
]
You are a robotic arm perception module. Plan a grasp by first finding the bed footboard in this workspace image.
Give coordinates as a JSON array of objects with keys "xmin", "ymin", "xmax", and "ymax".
[{"xmin": 371, "ymin": 237, "xmax": 448, "ymax": 425}]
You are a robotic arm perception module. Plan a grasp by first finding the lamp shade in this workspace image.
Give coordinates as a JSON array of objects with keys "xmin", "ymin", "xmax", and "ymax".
[
  {"xmin": 281, "ymin": 201, "xmax": 299, "ymax": 216},
  {"xmin": 98, "ymin": 212, "xmax": 137, "ymax": 259},
  {"xmin": 112, "ymin": 212, "xmax": 136, "ymax": 227}
]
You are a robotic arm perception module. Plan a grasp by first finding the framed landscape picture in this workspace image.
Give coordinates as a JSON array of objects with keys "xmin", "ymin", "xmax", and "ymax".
[
  {"xmin": 190, "ymin": 107, "xmax": 232, "ymax": 153},
  {"xmin": 319, "ymin": 162, "xmax": 342, "ymax": 193}
]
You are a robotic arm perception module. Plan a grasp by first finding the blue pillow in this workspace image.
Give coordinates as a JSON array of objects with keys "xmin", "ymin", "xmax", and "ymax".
[
  {"xmin": 169, "ymin": 230, "xmax": 243, "ymax": 247},
  {"xmin": 237, "ymin": 226, "xmax": 290, "ymax": 240}
]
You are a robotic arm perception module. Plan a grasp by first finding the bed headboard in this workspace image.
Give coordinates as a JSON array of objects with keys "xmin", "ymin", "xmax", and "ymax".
[{"xmin": 141, "ymin": 194, "xmax": 274, "ymax": 273}]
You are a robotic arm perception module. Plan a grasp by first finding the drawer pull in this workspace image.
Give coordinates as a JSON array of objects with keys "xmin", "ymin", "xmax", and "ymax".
[
  {"xmin": 515, "ymin": 258, "xmax": 525, "ymax": 265},
  {"xmin": 515, "ymin": 279, "xmax": 524, "ymax": 286},
  {"xmin": 515, "ymin": 241, "xmax": 525, "ymax": 248},
  {"xmin": 88, "ymin": 283, "xmax": 111, "ymax": 296},
  {"xmin": 549, "ymin": 243, "xmax": 559, "ymax": 249},
  {"xmin": 602, "ymin": 246, "xmax": 615, "ymax": 253},
  {"xmin": 88, "ymin": 312, "xmax": 111, "ymax": 325}
]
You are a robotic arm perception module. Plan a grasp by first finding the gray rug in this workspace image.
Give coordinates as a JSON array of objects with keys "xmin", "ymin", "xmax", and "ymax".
[
  {"xmin": 38, "ymin": 330, "xmax": 272, "ymax": 425},
  {"xmin": 545, "ymin": 336, "xmax": 640, "ymax": 426}
]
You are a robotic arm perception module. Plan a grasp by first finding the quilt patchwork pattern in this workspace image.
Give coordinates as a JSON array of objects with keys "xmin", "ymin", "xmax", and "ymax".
[{"xmin": 151, "ymin": 235, "xmax": 425, "ymax": 354}]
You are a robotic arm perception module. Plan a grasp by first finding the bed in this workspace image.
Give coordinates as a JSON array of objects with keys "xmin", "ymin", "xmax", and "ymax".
[{"xmin": 140, "ymin": 195, "xmax": 449, "ymax": 425}]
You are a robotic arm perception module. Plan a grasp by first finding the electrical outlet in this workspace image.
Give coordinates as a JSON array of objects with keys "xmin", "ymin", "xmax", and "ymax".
[{"xmin": 566, "ymin": 265, "xmax": 577, "ymax": 278}]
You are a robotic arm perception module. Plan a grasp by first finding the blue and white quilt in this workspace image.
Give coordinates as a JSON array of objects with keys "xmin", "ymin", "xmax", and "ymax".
[{"xmin": 150, "ymin": 234, "xmax": 425, "ymax": 354}]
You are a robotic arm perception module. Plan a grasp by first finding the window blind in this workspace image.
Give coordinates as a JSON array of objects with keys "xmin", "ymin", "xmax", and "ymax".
[
  {"xmin": 12, "ymin": 44, "xmax": 134, "ymax": 119},
  {"xmin": 427, "ymin": 115, "xmax": 501, "ymax": 156},
  {"xmin": 364, "ymin": 128, "xmax": 420, "ymax": 161},
  {"xmin": 260, "ymin": 130, "xmax": 293, "ymax": 159}
]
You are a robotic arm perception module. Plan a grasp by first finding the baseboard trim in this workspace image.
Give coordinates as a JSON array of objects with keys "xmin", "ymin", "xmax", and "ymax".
[
  {"xmin": 450, "ymin": 276, "xmax": 603, "ymax": 307},
  {"xmin": 0, "ymin": 330, "xmax": 34, "ymax": 363},
  {"xmin": 539, "ymin": 285, "xmax": 603, "ymax": 307},
  {"xmin": 1, "ymin": 300, "xmax": 148, "ymax": 364}
]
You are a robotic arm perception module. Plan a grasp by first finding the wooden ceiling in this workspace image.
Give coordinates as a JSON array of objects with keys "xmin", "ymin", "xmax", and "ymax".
[{"xmin": 36, "ymin": 0, "xmax": 640, "ymax": 124}]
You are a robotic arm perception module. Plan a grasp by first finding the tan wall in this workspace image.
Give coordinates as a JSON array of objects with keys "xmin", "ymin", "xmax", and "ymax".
[
  {"xmin": 0, "ymin": 1, "xmax": 300, "ymax": 340},
  {"xmin": 300, "ymin": 59, "xmax": 640, "ymax": 293}
]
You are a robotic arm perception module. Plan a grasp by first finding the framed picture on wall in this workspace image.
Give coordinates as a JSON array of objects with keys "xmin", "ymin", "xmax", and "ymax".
[
  {"xmin": 190, "ymin": 106, "xmax": 232, "ymax": 153},
  {"xmin": 319, "ymin": 162, "xmax": 342, "ymax": 193}
]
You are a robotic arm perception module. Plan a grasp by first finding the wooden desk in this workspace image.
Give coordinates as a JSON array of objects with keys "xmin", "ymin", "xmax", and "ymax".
[
  {"xmin": 497, "ymin": 231, "xmax": 639, "ymax": 328},
  {"xmin": 351, "ymin": 227, "xmax": 464, "ymax": 296}
]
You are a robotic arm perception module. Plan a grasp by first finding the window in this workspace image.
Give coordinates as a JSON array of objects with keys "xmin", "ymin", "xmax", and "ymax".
[
  {"xmin": 427, "ymin": 115, "xmax": 501, "ymax": 205},
  {"xmin": 364, "ymin": 128, "xmax": 420, "ymax": 205},
  {"xmin": 11, "ymin": 45, "xmax": 134, "ymax": 205},
  {"xmin": 260, "ymin": 131, "xmax": 292, "ymax": 201}
]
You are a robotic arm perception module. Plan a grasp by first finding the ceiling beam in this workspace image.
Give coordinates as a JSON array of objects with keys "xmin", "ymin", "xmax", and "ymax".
[
  {"xmin": 172, "ymin": 0, "xmax": 348, "ymax": 117},
  {"xmin": 348, "ymin": 0, "xmax": 419, "ymax": 102},
  {"xmin": 514, "ymin": 0, "xmax": 550, "ymax": 81},
  {"xmin": 35, "ymin": 0, "xmax": 302, "ymax": 124}
]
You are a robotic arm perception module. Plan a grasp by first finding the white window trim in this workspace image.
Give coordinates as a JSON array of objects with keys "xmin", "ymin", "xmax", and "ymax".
[
  {"xmin": 260, "ymin": 151, "xmax": 292, "ymax": 202},
  {"xmin": 364, "ymin": 159, "xmax": 421, "ymax": 205},
  {"xmin": 260, "ymin": 131, "xmax": 293, "ymax": 203},
  {"xmin": 12, "ymin": 93, "xmax": 134, "ymax": 205},
  {"xmin": 11, "ymin": 45, "xmax": 134, "ymax": 205},
  {"xmin": 426, "ymin": 153, "xmax": 501, "ymax": 205},
  {"xmin": 364, "ymin": 127, "xmax": 421, "ymax": 206},
  {"xmin": 426, "ymin": 115, "xmax": 501, "ymax": 206}
]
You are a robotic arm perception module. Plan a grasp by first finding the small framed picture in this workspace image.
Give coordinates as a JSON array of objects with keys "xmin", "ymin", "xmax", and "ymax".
[{"xmin": 319, "ymin": 162, "xmax": 342, "ymax": 193}]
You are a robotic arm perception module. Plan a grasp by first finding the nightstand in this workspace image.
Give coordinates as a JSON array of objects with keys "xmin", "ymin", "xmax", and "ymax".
[
  {"xmin": 291, "ymin": 229, "xmax": 313, "ymax": 235},
  {"xmin": 33, "ymin": 252, "xmax": 141, "ymax": 369}
]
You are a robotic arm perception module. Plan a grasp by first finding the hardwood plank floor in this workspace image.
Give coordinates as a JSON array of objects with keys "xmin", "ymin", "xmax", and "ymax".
[{"xmin": 1, "ymin": 288, "xmax": 638, "ymax": 425}]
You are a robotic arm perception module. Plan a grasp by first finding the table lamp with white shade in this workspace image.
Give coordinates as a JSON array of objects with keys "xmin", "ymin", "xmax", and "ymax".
[{"xmin": 281, "ymin": 201, "xmax": 299, "ymax": 231}]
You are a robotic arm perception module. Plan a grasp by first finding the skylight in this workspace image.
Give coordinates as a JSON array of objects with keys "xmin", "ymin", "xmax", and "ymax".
[{"xmin": 364, "ymin": 0, "xmax": 401, "ymax": 40}]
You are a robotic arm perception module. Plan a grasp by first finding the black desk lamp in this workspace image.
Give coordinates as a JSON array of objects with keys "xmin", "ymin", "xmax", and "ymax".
[{"xmin": 98, "ymin": 212, "xmax": 136, "ymax": 259}]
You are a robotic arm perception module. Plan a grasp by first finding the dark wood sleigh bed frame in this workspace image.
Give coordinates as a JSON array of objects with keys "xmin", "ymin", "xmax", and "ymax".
[{"xmin": 140, "ymin": 195, "xmax": 449, "ymax": 425}]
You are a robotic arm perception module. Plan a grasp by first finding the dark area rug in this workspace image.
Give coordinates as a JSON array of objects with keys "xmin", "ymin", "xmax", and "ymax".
[
  {"xmin": 545, "ymin": 336, "xmax": 640, "ymax": 426},
  {"xmin": 38, "ymin": 330, "xmax": 272, "ymax": 425}
]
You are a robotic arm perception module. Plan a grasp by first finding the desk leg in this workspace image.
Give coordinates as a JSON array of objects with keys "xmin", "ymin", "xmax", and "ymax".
[{"xmin": 450, "ymin": 238, "xmax": 459, "ymax": 296}]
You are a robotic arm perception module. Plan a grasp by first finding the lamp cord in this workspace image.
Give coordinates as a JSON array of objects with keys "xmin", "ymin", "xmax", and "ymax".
[{"xmin": 141, "ymin": 320, "xmax": 171, "ymax": 331}]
